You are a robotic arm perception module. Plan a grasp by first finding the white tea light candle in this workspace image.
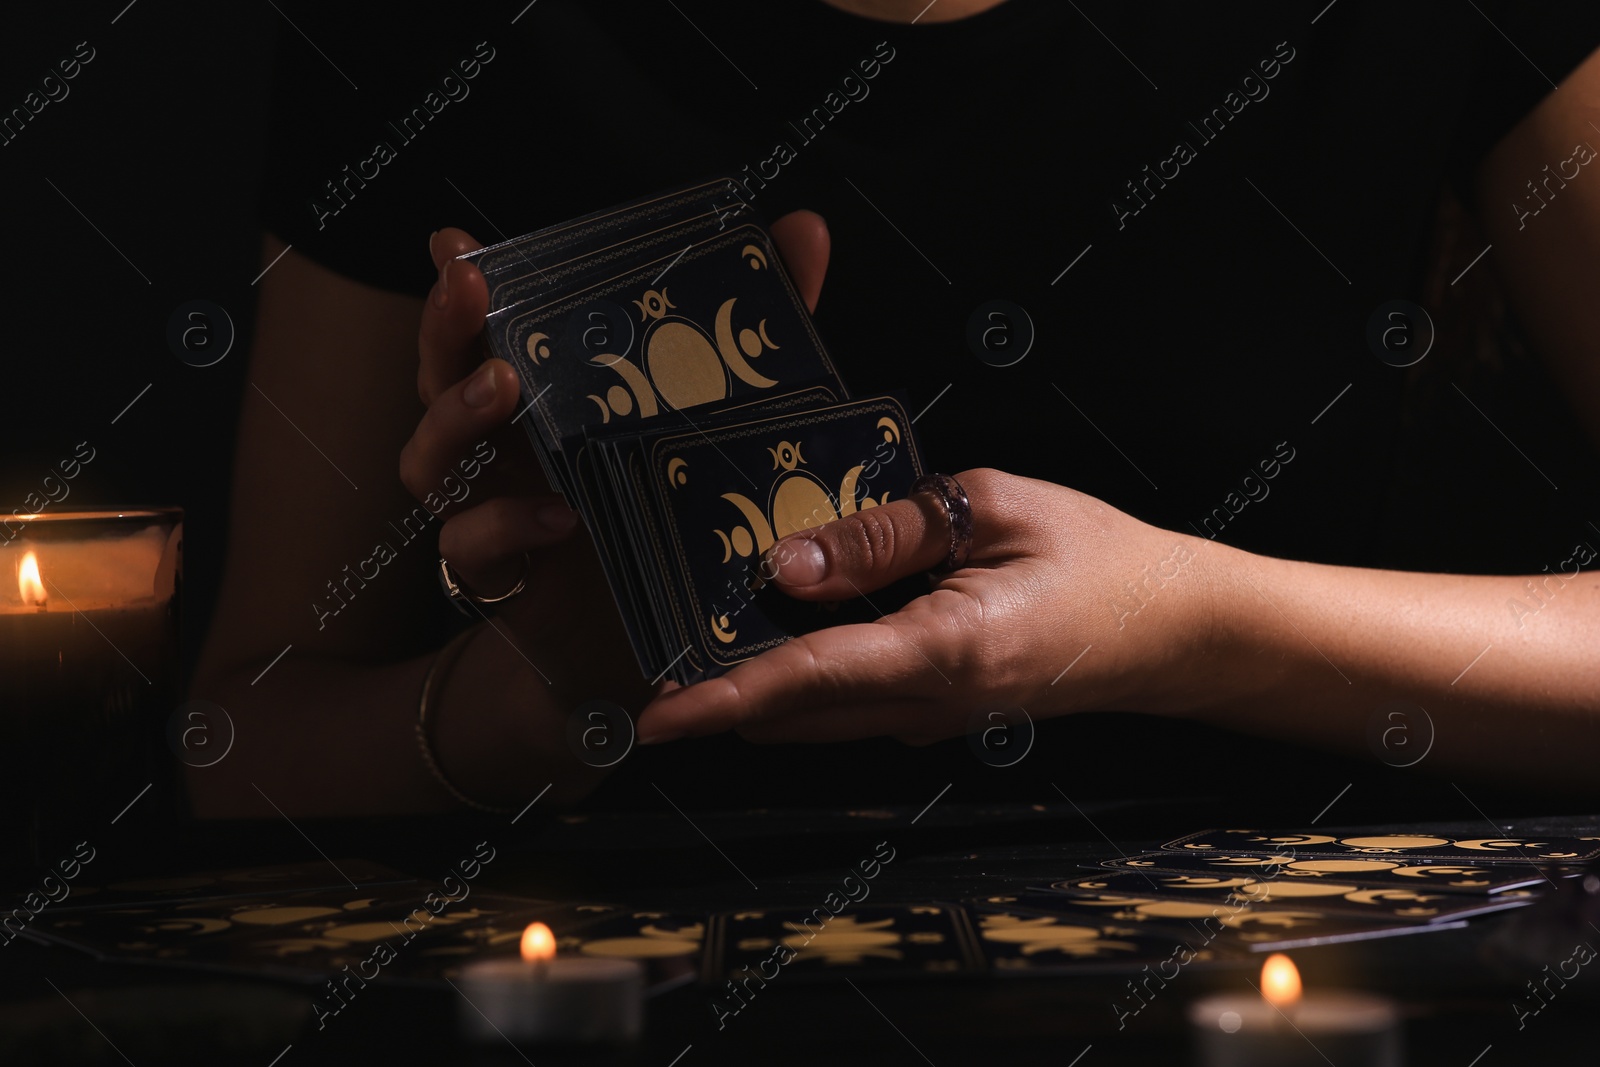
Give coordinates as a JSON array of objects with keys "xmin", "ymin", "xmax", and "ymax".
[
  {"xmin": 457, "ymin": 922, "xmax": 644, "ymax": 1044},
  {"xmin": 1189, "ymin": 954, "xmax": 1403, "ymax": 1067}
]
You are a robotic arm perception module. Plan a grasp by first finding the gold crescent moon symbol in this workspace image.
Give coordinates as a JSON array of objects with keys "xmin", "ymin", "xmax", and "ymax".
[
  {"xmin": 1259, "ymin": 835, "xmax": 1337, "ymax": 845},
  {"xmin": 1450, "ymin": 839, "xmax": 1534, "ymax": 852},
  {"xmin": 757, "ymin": 318, "xmax": 778, "ymax": 349},
  {"xmin": 1228, "ymin": 910, "xmax": 1323, "ymax": 930},
  {"xmin": 710, "ymin": 611, "xmax": 737, "ymax": 644},
  {"xmin": 720, "ymin": 492, "xmax": 775, "ymax": 553},
  {"xmin": 715, "ymin": 298, "xmax": 779, "ymax": 389},
  {"xmin": 713, "ymin": 528, "xmax": 733, "ymax": 564},
  {"xmin": 877, "ymin": 417, "xmax": 901, "ymax": 444},
  {"xmin": 741, "ymin": 243, "xmax": 767, "ymax": 269},
  {"xmin": 526, "ymin": 332, "xmax": 552, "ymax": 363},
  {"xmin": 1347, "ymin": 888, "xmax": 1439, "ymax": 906},
  {"xmin": 1212, "ymin": 856, "xmax": 1289, "ymax": 867},
  {"xmin": 1073, "ymin": 894, "xmax": 1153, "ymax": 907},
  {"xmin": 633, "ymin": 288, "xmax": 675, "ymax": 320},
  {"xmin": 1163, "ymin": 876, "xmax": 1250, "ymax": 889},
  {"xmin": 1133, "ymin": 901, "xmax": 1229, "ymax": 919},
  {"xmin": 1394, "ymin": 867, "xmax": 1485, "ymax": 884},
  {"xmin": 592, "ymin": 356, "xmax": 660, "ymax": 418},
  {"xmin": 586, "ymin": 395, "xmax": 611, "ymax": 423},
  {"xmin": 667, "ymin": 458, "xmax": 689, "ymax": 486}
]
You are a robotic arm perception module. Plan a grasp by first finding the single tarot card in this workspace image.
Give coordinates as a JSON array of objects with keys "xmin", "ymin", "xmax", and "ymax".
[
  {"xmin": 975, "ymin": 892, "xmax": 1476, "ymax": 953},
  {"xmin": 965, "ymin": 899, "xmax": 1247, "ymax": 976},
  {"xmin": 712, "ymin": 904, "xmax": 980, "ymax": 983},
  {"xmin": 1100, "ymin": 852, "xmax": 1545, "ymax": 894},
  {"xmin": 465, "ymin": 177, "xmax": 753, "ymax": 308},
  {"xmin": 1162, "ymin": 829, "xmax": 1600, "ymax": 864},
  {"xmin": 486, "ymin": 223, "xmax": 844, "ymax": 470},
  {"xmin": 635, "ymin": 394, "xmax": 925, "ymax": 678},
  {"xmin": 569, "ymin": 388, "xmax": 851, "ymax": 681},
  {"xmin": 1039, "ymin": 872, "xmax": 1533, "ymax": 923},
  {"xmin": 52, "ymin": 859, "xmax": 413, "ymax": 914}
]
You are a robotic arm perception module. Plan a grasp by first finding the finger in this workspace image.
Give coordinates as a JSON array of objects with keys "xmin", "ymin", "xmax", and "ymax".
[
  {"xmin": 635, "ymin": 619, "xmax": 940, "ymax": 743},
  {"xmin": 769, "ymin": 210, "xmax": 829, "ymax": 313},
  {"xmin": 761, "ymin": 494, "xmax": 949, "ymax": 601},
  {"xmin": 735, "ymin": 699, "xmax": 932, "ymax": 745},
  {"xmin": 419, "ymin": 229, "xmax": 490, "ymax": 405},
  {"xmin": 400, "ymin": 359, "xmax": 519, "ymax": 504},
  {"xmin": 438, "ymin": 495, "xmax": 581, "ymax": 597}
]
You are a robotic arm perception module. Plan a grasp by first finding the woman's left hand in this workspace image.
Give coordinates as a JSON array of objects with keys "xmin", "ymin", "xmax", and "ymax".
[{"xmin": 635, "ymin": 468, "xmax": 1229, "ymax": 746}]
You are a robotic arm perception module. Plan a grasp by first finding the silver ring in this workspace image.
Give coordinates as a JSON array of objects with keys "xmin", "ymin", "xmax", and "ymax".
[
  {"xmin": 911, "ymin": 472, "xmax": 974, "ymax": 572},
  {"xmin": 438, "ymin": 554, "xmax": 529, "ymax": 609}
]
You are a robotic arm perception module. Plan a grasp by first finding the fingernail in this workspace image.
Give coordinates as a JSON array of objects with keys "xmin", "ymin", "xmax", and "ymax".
[
  {"xmin": 463, "ymin": 362, "xmax": 498, "ymax": 407},
  {"xmin": 775, "ymin": 537, "xmax": 826, "ymax": 586},
  {"xmin": 537, "ymin": 503, "xmax": 579, "ymax": 532},
  {"xmin": 428, "ymin": 230, "xmax": 440, "ymax": 261}
]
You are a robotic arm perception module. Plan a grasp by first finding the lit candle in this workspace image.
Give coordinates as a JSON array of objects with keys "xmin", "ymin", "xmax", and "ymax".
[
  {"xmin": 0, "ymin": 510, "xmax": 180, "ymax": 696},
  {"xmin": 0, "ymin": 509, "xmax": 181, "ymax": 865},
  {"xmin": 457, "ymin": 922, "xmax": 644, "ymax": 1044},
  {"xmin": 1189, "ymin": 954, "xmax": 1404, "ymax": 1067}
]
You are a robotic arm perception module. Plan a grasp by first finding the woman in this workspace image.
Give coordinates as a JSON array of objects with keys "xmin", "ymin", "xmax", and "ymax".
[{"xmin": 193, "ymin": 0, "xmax": 1600, "ymax": 817}]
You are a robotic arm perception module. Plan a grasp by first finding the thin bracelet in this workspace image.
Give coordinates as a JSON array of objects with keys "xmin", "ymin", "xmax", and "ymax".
[{"xmin": 416, "ymin": 627, "xmax": 514, "ymax": 813}]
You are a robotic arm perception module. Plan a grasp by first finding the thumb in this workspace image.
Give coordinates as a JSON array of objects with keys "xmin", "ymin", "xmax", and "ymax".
[
  {"xmin": 429, "ymin": 226, "xmax": 485, "ymax": 270},
  {"xmin": 769, "ymin": 210, "xmax": 830, "ymax": 313},
  {"xmin": 763, "ymin": 494, "xmax": 950, "ymax": 601}
]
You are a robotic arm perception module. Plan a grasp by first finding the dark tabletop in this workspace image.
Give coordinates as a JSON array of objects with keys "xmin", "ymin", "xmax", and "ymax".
[{"xmin": 4, "ymin": 801, "xmax": 1597, "ymax": 1066}]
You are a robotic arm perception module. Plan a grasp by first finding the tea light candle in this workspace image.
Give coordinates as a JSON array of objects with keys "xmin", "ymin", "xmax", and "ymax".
[
  {"xmin": 457, "ymin": 923, "xmax": 644, "ymax": 1044},
  {"xmin": 1189, "ymin": 954, "xmax": 1403, "ymax": 1067}
]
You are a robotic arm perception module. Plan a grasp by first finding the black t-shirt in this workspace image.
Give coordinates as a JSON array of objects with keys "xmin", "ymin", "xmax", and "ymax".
[{"xmin": 259, "ymin": 1, "xmax": 1600, "ymax": 810}]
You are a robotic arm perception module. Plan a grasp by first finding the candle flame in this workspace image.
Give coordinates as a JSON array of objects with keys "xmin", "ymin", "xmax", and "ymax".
[
  {"xmin": 18, "ymin": 551, "xmax": 45, "ymax": 606},
  {"xmin": 520, "ymin": 922, "xmax": 556, "ymax": 963},
  {"xmin": 1260, "ymin": 953, "xmax": 1302, "ymax": 1009}
]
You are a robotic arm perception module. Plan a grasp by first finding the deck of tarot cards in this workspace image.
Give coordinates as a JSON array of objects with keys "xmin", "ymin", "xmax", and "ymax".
[{"xmin": 463, "ymin": 178, "xmax": 926, "ymax": 684}]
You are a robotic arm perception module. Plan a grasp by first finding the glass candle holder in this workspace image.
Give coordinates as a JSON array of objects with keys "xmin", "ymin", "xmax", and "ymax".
[{"xmin": 0, "ymin": 508, "xmax": 181, "ymax": 871}]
